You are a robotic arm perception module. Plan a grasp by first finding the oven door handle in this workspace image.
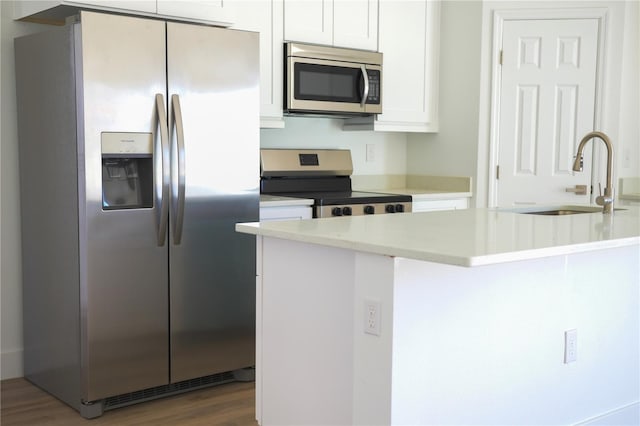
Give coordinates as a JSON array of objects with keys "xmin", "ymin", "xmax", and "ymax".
[{"xmin": 360, "ymin": 65, "xmax": 369, "ymax": 108}]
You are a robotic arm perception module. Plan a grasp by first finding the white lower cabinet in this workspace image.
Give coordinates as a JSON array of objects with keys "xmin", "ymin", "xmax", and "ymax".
[
  {"xmin": 412, "ymin": 197, "xmax": 469, "ymax": 212},
  {"xmin": 344, "ymin": 0, "xmax": 440, "ymax": 133},
  {"xmin": 231, "ymin": 0, "xmax": 285, "ymax": 128},
  {"xmin": 260, "ymin": 205, "xmax": 312, "ymax": 221}
]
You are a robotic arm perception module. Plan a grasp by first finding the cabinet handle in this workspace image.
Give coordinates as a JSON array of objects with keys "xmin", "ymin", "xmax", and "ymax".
[{"xmin": 565, "ymin": 185, "xmax": 588, "ymax": 195}]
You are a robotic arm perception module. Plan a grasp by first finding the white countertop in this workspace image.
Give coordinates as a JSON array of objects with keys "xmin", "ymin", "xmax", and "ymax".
[
  {"xmin": 237, "ymin": 206, "xmax": 640, "ymax": 267},
  {"xmin": 260, "ymin": 194, "xmax": 314, "ymax": 207}
]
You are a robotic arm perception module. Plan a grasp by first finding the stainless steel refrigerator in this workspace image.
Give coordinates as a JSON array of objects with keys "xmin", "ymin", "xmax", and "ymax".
[{"xmin": 15, "ymin": 11, "xmax": 259, "ymax": 418}]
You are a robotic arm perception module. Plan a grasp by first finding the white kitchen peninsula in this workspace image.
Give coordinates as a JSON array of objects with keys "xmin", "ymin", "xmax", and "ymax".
[{"xmin": 236, "ymin": 208, "xmax": 640, "ymax": 425}]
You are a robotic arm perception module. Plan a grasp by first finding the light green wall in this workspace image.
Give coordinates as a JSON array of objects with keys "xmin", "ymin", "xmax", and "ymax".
[
  {"xmin": 406, "ymin": 0, "xmax": 483, "ymax": 188},
  {"xmin": 261, "ymin": 117, "xmax": 408, "ymax": 176},
  {"xmin": 1, "ymin": 1, "xmax": 46, "ymax": 379}
]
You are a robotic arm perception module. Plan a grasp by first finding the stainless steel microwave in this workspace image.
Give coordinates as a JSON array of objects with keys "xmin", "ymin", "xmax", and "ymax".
[{"xmin": 284, "ymin": 42, "xmax": 382, "ymax": 116}]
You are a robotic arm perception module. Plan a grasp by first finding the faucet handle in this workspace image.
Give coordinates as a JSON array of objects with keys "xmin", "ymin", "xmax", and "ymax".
[
  {"xmin": 596, "ymin": 194, "xmax": 613, "ymax": 207},
  {"xmin": 595, "ymin": 184, "xmax": 614, "ymax": 207}
]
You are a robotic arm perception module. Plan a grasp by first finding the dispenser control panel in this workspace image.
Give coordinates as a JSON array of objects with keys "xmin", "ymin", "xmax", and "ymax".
[{"xmin": 101, "ymin": 132, "xmax": 153, "ymax": 156}]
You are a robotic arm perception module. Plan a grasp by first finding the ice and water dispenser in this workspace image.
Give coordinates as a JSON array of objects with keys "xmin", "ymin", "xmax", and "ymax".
[{"xmin": 101, "ymin": 132, "xmax": 153, "ymax": 210}]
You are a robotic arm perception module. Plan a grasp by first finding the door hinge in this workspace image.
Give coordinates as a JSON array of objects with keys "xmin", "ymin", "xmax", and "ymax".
[
  {"xmin": 499, "ymin": 50, "xmax": 503, "ymax": 65},
  {"xmin": 496, "ymin": 165, "xmax": 500, "ymax": 180}
]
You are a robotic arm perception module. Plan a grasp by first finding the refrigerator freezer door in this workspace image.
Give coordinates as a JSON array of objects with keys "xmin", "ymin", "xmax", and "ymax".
[
  {"xmin": 79, "ymin": 12, "xmax": 170, "ymax": 401},
  {"xmin": 166, "ymin": 23, "xmax": 260, "ymax": 382}
]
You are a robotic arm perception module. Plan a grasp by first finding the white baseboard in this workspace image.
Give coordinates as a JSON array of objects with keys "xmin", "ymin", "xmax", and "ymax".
[
  {"xmin": 1, "ymin": 349, "xmax": 24, "ymax": 380},
  {"xmin": 576, "ymin": 402, "xmax": 640, "ymax": 425}
]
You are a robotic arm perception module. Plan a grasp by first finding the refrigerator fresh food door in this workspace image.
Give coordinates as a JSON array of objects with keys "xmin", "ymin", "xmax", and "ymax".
[
  {"xmin": 166, "ymin": 23, "xmax": 260, "ymax": 382},
  {"xmin": 79, "ymin": 12, "xmax": 170, "ymax": 401}
]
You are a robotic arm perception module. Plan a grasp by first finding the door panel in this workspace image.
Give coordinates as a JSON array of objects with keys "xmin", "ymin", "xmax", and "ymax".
[
  {"xmin": 497, "ymin": 19, "xmax": 599, "ymax": 206},
  {"xmin": 157, "ymin": 0, "xmax": 234, "ymax": 25},
  {"xmin": 166, "ymin": 23, "xmax": 260, "ymax": 382},
  {"xmin": 284, "ymin": 0, "xmax": 333, "ymax": 45},
  {"xmin": 333, "ymin": 0, "xmax": 378, "ymax": 50},
  {"xmin": 80, "ymin": 12, "xmax": 169, "ymax": 400}
]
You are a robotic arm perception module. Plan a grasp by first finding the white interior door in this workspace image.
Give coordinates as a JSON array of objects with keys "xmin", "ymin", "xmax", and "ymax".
[{"xmin": 496, "ymin": 18, "xmax": 599, "ymax": 207}]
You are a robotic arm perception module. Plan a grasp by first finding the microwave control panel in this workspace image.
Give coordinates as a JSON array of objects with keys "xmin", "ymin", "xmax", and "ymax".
[{"xmin": 367, "ymin": 70, "xmax": 381, "ymax": 104}]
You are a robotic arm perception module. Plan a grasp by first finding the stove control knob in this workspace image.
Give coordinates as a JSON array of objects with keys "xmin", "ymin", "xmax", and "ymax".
[
  {"xmin": 385, "ymin": 204, "xmax": 396, "ymax": 213},
  {"xmin": 331, "ymin": 207, "xmax": 343, "ymax": 216},
  {"xmin": 395, "ymin": 204, "xmax": 405, "ymax": 213},
  {"xmin": 342, "ymin": 206, "xmax": 352, "ymax": 216},
  {"xmin": 364, "ymin": 205, "xmax": 375, "ymax": 215}
]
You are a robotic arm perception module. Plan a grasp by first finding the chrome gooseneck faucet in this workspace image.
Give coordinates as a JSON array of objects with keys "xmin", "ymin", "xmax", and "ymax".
[{"xmin": 572, "ymin": 131, "xmax": 614, "ymax": 213}]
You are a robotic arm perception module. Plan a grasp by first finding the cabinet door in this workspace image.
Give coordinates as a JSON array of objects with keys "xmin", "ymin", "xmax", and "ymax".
[
  {"xmin": 157, "ymin": 0, "xmax": 234, "ymax": 26},
  {"xmin": 333, "ymin": 0, "xmax": 378, "ymax": 50},
  {"xmin": 71, "ymin": 0, "xmax": 156, "ymax": 12},
  {"xmin": 232, "ymin": 0, "xmax": 285, "ymax": 128},
  {"xmin": 413, "ymin": 198, "xmax": 469, "ymax": 212},
  {"xmin": 260, "ymin": 206, "xmax": 313, "ymax": 221},
  {"xmin": 376, "ymin": 0, "xmax": 440, "ymax": 131},
  {"xmin": 284, "ymin": 0, "xmax": 333, "ymax": 45},
  {"xmin": 15, "ymin": 1, "xmax": 234, "ymax": 25},
  {"xmin": 13, "ymin": 0, "xmax": 157, "ymax": 20}
]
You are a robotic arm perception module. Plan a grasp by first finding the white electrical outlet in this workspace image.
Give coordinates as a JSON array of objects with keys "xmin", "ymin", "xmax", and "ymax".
[
  {"xmin": 364, "ymin": 300, "xmax": 381, "ymax": 336},
  {"xmin": 564, "ymin": 329, "xmax": 578, "ymax": 363},
  {"xmin": 366, "ymin": 144, "xmax": 376, "ymax": 162}
]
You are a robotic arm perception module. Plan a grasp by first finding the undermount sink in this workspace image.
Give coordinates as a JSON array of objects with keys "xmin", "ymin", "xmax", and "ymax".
[
  {"xmin": 523, "ymin": 208, "xmax": 601, "ymax": 216},
  {"xmin": 511, "ymin": 205, "xmax": 626, "ymax": 215}
]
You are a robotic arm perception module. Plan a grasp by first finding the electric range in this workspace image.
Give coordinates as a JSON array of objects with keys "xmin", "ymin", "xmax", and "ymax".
[{"xmin": 260, "ymin": 149, "xmax": 412, "ymax": 218}]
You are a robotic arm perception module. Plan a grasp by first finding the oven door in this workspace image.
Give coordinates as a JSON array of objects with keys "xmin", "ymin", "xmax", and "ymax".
[{"xmin": 286, "ymin": 57, "xmax": 382, "ymax": 115}]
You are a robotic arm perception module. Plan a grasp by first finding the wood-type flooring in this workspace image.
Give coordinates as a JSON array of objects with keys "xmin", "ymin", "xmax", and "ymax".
[{"xmin": 1, "ymin": 378, "xmax": 257, "ymax": 425}]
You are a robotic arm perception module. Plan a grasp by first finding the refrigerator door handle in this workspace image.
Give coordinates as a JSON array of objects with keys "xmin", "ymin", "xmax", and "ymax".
[
  {"xmin": 155, "ymin": 94, "xmax": 170, "ymax": 246},
  {"xmin": 170, "ymin": 94, "xmax": 186, "ymax": 245}
]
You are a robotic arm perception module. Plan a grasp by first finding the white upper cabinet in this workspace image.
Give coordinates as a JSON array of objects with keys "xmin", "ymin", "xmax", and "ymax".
[
  {"xmin": 284, "ymin": 0, "xmax": 378, "ymax": 51},
  {"xmin": 344, "ymin": 0, "xmax": 441, "ymax": 132},
  {"xmin": 284, "ymin": 0, "xmax": 333, "ymax": 46},
  {"xmin": 156, "ymin": 0, "xmax": 234, "ymax": 25},
  {"xmin": 333, "ymin": 0, "xmax": 378, "ymax": 50},
  {"xmin": 231, "ymin": 0, "xmax": 285, "ymax": 128},
  {"xmin": 14, "ymin": 0, "xmax": 234, "ymax": 26}
]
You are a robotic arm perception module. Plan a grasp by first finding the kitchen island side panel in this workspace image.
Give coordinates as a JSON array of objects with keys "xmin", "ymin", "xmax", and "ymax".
[
  {"xmin": 15, "ymin": 24, "xmax": 82, "ymax": 410},
  {"xmin": 259, "ymin": 237, "xmax": 356, "ymax": 425}
]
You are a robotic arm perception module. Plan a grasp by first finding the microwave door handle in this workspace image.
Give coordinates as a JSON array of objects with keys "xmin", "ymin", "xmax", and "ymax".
[
  {"xmin": 360, "ymin": 65, "xmax": 369, "ymax": 108},
  {"xmin": 170, "ymin": 94, "xmax": 186, "ymax": 245},
  {"xmin": 155, "ymin": 94, "xmax": 170, "ymax": 246}
]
